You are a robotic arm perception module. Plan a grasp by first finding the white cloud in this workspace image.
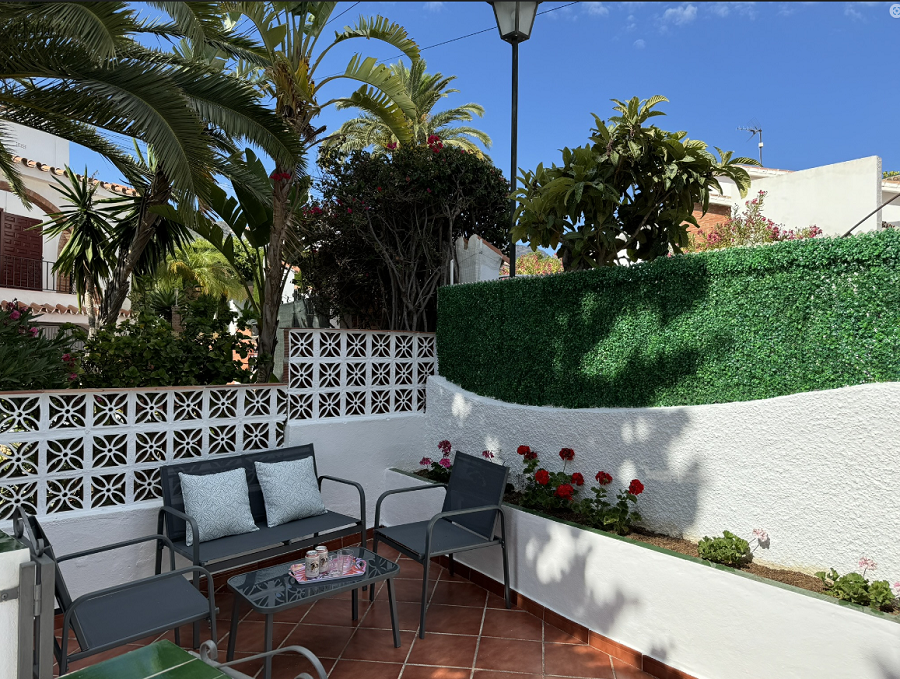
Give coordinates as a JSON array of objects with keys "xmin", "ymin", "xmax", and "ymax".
[
  {"xmin": 584, "ymin": 2, "xmax": 609, "ymax": 16},
  {"xmin": 709, "ymin": 3, "xmax": 730, "ymax": 17},
  {"xmin": 844, "ymin": 3, "xmax": 863, "ymax": 20},
  {"xmin": 633, "ymin": 38, "xmax": 646, "ymax": 48},
  {"xmin": 662, "ymin": 4, "xmax": 697, "ymax": 25},
  {"xmin": 424, "ymin": 2, "xmax": 443, "ymax": 11}
]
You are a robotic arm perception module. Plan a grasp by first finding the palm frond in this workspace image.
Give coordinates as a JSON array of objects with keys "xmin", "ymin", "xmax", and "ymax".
[
  {"xmin": 0, "ymin": 124, "xmax": 29, "ymax": 206},
  {"xmin": 331, "ymin": 86, "xmax": 412, "ymax": 143}
]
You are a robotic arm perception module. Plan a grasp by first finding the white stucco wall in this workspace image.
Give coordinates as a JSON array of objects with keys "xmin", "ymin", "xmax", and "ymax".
[
  {"xmin": 381, "ymin": 469, "xmax": 900, "ymax": 679},
  {"xmin": 715, "ymin": 156, "xmax": 883, "ymax": 236},
  {"xmin": 0, "ymin": 533, "xmax": 30, "ymax": 679},
  {"xmin": 455, "ymin": 235, "xmax": 505, "ymax": 284},
  {"xmin": 0, "ymin": 413, "xmax": 426, "ymax": 600},
  {"xmin": 423, "ymin": 376, "xmax": 900, "ymax": 581}
]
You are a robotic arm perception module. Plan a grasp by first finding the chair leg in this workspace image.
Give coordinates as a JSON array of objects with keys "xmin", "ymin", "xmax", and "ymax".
[
  {"xmin": 448, "ymin": 553, "xmax": 455, "ymax": 576},
  {"xmin": 369, "ymin": 536, "xmax": 379, "ymax": 602},
  {"xmin": 502, "ymin": 542, "xmax": 511, "ymax": 609},
  {"xmin": 174, "ymin": 627, "xmax": 181, "ymax": 646},
  {"xmin": 209, "ymin": 613, "xmax": 218, "ymax": 649},
  {"xmin": 419, "ymin": 558, "xmax": 431, "ymax": 639}
]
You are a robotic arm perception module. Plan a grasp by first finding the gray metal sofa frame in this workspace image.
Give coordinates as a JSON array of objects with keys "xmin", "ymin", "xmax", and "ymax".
[
  {"xmin": 371, "ymin": 453, "xmax": 511, "ymax": 638},
  {"xmin": 156, "ymin": 444, "xmax": 366, "ymax": 577},
  {"xmin": 198, "ymin": 640, "xmax": 327, "ymax": 679},
  {"xmin": 14, "ymin": 508, "xmax": 217, "ymax": 676}
]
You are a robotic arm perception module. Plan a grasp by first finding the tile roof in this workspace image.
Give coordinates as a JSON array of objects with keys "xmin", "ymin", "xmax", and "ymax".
[
  {"xmin": 1, "ymin": 299, "xmax": 130, "ymax": 317},
  {"xmin": 11, "ymin": 155, "xmax": 139, "ymax": 196}
]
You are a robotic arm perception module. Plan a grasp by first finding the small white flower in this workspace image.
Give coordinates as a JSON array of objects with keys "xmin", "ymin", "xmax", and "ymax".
[{"xmin": 752, "ymin": 528, "xmax": 769, "ymax": 543}]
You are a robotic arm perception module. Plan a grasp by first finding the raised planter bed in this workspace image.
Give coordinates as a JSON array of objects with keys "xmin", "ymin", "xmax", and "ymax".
[{"xmin": 382, "ymin": 468, "xmax": 900, "ymax": 679}]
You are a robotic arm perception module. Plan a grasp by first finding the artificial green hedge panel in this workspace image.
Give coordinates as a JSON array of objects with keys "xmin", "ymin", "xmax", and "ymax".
[{"xmin": 437, "ymin": 231, "xmax": 900, "ymax": 408}]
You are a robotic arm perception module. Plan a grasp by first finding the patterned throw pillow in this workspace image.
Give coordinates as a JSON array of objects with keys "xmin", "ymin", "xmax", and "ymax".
[
  {"xmin": 255, "ymin": 457, "xmax": 327, "ymax": 528},
  {"xmin": 179, "ymin": 468, "xmax": 259, "ymax": 546}
]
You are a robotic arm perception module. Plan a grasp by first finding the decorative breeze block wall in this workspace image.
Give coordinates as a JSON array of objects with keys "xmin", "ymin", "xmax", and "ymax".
[
  {"xmin": 287, "ymin": 330, "xmax": 435, "ymax": 421},
  {"xmin": 0, "ymin": 385, "xmax": 286, "ymax": 519}
]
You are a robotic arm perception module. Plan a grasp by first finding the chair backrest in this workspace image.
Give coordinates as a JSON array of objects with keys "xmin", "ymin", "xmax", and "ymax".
[
  {"xmin": 15, "ymin": 509, "xmax": 87, "ymax": 650},
  {"xmin": 159, "ymin": 444, "xmax": 317, "ymax": 541},
  {"xmin": 442, "ymin": 453, "xmax": 509, "ymax": 539}
]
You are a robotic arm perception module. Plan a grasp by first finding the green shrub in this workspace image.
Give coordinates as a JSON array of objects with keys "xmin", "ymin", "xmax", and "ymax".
[
  {"xmin": 0, "ymin": 303, "xmax": 81, "ymax": 391},
  {"xmin": 697, "ymin": 531, "xmax": 752, "ymax": 567},
  {"xmin": 437, "ymin": 230, "xmax": 900, "ymax": 408},
  {"xmin": 815, "ymin": 568, "xmax": 896, "ymax": 611},
  {"xmin": 77, "ymin": 298, "xmax": 250, "ymax": 388}
]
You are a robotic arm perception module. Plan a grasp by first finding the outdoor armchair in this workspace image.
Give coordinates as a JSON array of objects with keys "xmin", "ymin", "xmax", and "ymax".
[
  {"xmin": 15, "ymin": 508, "xmax": 217, "ymax": 675},
  {"xmin": 371, "ymin": 452, "xmax": 511, "ymax": 637}
]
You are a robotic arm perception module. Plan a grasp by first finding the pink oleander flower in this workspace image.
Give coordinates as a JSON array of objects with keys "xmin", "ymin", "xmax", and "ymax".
[
  {"xmin": 752, "ymin": 528, "xmax": 768, "ymax": 543},
  {"xmin": 892, "ymin": 582, "xmax": 900, "ymax": 596},
  {"xmin": 420, "ymin": 457, "xmax": 432, "ymax": 467},
  {"xmin": 859, "ymin": 557, "xmax": 877, "ymax": 574},
  {"xmin": 30, "ymin": 327, "xmax": 38, "ymax": 336},
  {"xmin": 439, "ymin": 458, "xmax": 451, "ymax": 469},
  {"xmin": 482, "ymin": 450, "xmax": 494, "ymax": 459},
  {"xmin": 67, "ymin": 373, "xmax": 77, "ymax": 381},
  {"xmin": 10, "ymin": 310, "xmax": 20, "ymax": 320}
]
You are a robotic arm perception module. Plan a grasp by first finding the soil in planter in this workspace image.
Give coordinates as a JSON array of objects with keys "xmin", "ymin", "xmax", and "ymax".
[{"xmin": 500, "ymin": 492, "xmax": 888, "ymax": 605}]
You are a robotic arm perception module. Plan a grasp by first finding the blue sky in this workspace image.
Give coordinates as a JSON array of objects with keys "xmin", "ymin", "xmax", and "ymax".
[{"xmin": 71, "ymin": 1, "xmax": 900, "ymax": 184}]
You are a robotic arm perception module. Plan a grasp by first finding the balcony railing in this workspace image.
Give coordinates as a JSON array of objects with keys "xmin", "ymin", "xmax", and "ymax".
[{"xmin": 0, "ymin": 254, "xmax": 73, "ymax": 294}]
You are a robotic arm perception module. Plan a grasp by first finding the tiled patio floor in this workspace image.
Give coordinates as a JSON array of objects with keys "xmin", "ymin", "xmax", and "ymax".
[{"xmin": 56, "ymin": 544, "xmax": 653, "ymax": 679}]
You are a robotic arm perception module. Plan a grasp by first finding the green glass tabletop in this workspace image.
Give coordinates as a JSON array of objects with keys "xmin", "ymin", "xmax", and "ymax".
[{"xmin": 64, "ymin": 641, "xmax": 228, "ymax": 679}]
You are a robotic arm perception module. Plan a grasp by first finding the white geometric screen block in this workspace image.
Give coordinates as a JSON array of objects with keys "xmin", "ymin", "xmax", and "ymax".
[
  {"xmin": 0, "ymin": 385, "xmax": 286, "ymax": 519},
  {"xmin": 287, "ymin": 329, "xmax": 435, "ymax": 422}
]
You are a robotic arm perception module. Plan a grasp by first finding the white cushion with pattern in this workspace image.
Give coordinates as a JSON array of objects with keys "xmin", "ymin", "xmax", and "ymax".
[
  {"xmin": 179, "ymin": 468, "xmax": 259, "ymax": 546},
  {"xmin": 255, "ymin": 457, "xmax": 326, "ymax": 528}
]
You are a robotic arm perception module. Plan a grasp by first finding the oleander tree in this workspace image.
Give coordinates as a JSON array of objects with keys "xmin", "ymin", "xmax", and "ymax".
[{"xmin": 513, "ymin": 95, "xmax": 759, "ymax": 270}]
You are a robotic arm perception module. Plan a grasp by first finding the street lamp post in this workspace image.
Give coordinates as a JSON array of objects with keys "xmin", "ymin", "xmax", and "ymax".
[{"xmin": 489, "ymin": 1, "xmax": 539, "ymax": 278}]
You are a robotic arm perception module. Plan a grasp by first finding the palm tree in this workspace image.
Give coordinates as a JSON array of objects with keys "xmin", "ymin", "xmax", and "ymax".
[
  {"xmin": 325, "ymin": 59, "xmax": 492, "ymax": 156},
  {"xmin": 0, "ymin": 1, "xmax": 301, "ymax": 324},
  {"xmin": 156, "ymin": 239, "xmax": 248, "ymax": 303},
  {"xmin": 195, "ymin": 1, "xmax": 420, "ymax": 382}
]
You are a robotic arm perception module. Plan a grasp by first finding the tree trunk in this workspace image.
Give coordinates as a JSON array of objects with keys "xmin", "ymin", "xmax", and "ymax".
[
  {"xmin": 255, "ymin": 171, "xmax": 290, "ymax": 383},
  {"xmin": 98, "ymin": 172, "xmax": 172, "ymax": 326}
]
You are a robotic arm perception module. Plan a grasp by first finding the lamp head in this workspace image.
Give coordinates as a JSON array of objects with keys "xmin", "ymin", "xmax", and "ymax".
[{"xmin": 488, "ymin": 1, "xmax": 539, "ymax": 44}]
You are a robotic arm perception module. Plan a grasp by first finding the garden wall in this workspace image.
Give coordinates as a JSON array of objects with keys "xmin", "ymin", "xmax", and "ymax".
[
  {"xmin": 437, "ymin": 230, "xmax": 900, "ymax": 408},
  {"xmin": 382, "ymin": 468, "xmax": 900, "ymax": 679},
  {"xmin": 423, "ymin": 375, "xmax": 900, "ymax": 581}
]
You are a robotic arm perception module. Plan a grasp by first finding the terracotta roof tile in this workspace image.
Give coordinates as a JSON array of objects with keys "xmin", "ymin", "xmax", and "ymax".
[{"xmin": 11, "ymin": 156, "xmax": 138, "ymax": 196}]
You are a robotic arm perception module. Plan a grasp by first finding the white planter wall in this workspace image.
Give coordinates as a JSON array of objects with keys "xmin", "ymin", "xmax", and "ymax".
[
  {"xmin": 423, "ymin": 376, "xmax": 900, "ymax": 581},
  {"xmin": 0, "ymin": 532, "xmax": 30, "ymax": 679},
  {"xmin": 382, "ymin": 469, "xmax": 900, "ymax": 679}
]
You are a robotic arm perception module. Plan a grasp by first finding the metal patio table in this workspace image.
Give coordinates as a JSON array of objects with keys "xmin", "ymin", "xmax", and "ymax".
[{"xmin": 226, "ymin": 547, "xmax": 401, "ymax": 679}]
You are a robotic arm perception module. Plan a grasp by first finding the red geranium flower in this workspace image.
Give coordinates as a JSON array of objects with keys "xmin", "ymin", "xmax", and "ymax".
[
  {"xmin": 628, "ymin": 479, "xmax": 644, "ymax": 496},
  {"xmin": 524, "ymin": 450, "xmax": 538, "ymax": 461},
  {"xmin": 559, "ymin": 448, "xmax": 575, "ymax": 461},
  {"xmin": 571, "ymin": 473, "xmax": 584, "ymax": 486},
  {"xmin": 517, "ymin": 445, "xmax": 531, "ymax": 456},
  {"xmin": 596, "ymin": 471, "xmax": 613, "ymax": 486},
  {"xmin": 535, "ymin": 470, "xmax": 550, "ymax": 486},
  {"xmin": 555, "ymin": 484, "xmax": 574, "ymax": 501}
]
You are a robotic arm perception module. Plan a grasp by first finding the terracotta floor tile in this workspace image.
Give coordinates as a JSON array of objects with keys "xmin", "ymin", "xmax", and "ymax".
[
  {"xmin": 545, "ymin": 642, "xmax": 615, "ymax": 678},
  {"xmin": 474, "ymin": 636, "xmax": 543, "ymax": 674},
  {"xmin": 406, "ymin": 632, "xmax": 479, "ymax": 668},
  {"xmin": 226, "ymin": 620, "xmax": 295, "ymax": 655},
  {"xmin": 396, "ymin": 557, "xmax": 436, "ymax": 579},
  {"xmin": 372, "ymin": 544, "xmax": 403, "ymax": 561},
  {"xmin": 544, "ymin": 621, "xmax": 587, "ymax": 645},
  {"xmin": 472, "ymin": 672, "xmax": 543, "ymax": 679},
  {"xmin": 328, "ymin": 659, "xmax": 403, "ymax": 679},
  {"xmin": 481, "ymin": 608, "xmax": 543, "ymax": 641},
  {"xmin": 429, "ymin": 581, "xmax": 489, "ymax": 608},
  {"xmin": 387, "ymin": 577, "xmax": 439, "ymax": 603},
  {"xmin": 423, "ymin": 604, "xmax": 486, "ymax": 635},
  {"xmin": 404, "ymin": 665, "xmax": 471, "ymax": 679},
  {"xmin": 485, "ymin": 593, "xmax": 519, "ymax": 610},
  {"xmin": 612, "ymin": 657, "xmax": 656, "ymax": 679},
  {"xmin": 360, "ymin": 600, "xmax": 422, "ymax": 631},
  {"xmin": 339, "ymin": 628, "xmax": 415, "ymax": 663},
  {"xmin": 280, "ymin": 623, "xmax": 355, "ymax": 659},
  {"xmin": 62, "ymin": 645, "xmax": 140, "ymax": 673},
  {"xmin": 302, "ymin": 597, "xmax": 369, "ymax": 627}
]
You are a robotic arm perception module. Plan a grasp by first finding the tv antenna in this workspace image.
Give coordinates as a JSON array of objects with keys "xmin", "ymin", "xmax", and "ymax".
[{"xmin": 738, "ymin": 119, "xmax": 763, "ymax": 165}]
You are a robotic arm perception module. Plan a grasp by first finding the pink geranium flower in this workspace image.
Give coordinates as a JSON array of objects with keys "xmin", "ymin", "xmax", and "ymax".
[
  {"xmin": 420, "ymin": 457, "xmax": 432, "ymax": 467},
  {"xmin": 438, "ymin": 458, "xmax": 451, "ymax": 469}
]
